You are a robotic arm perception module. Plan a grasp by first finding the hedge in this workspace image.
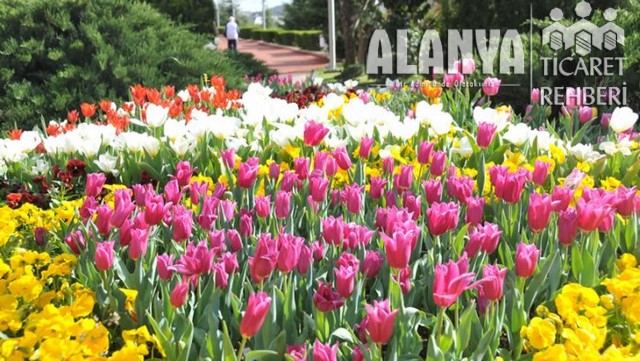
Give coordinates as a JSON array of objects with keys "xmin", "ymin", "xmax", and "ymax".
[{"xmin": 219, "ymin": 25, "xmax": 322, "ymax": 51}]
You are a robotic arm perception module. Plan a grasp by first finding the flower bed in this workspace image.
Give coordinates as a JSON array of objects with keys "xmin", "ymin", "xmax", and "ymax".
[{"xmin": 0, "ymin": 72, "xmax": 638, "ymax": 360}]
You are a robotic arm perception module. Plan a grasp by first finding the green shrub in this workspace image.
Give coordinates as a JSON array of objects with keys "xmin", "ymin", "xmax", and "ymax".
[
  {"xmin": 275, "ymin": 31, "xmax": 295, "ymax": 46},
  {"xmin": 0, "ymin": 0, "xmax": 268, "ymax": 129},
  {"xmin": 294, "ymin": 30, "xmax": 322, "ymax": 51},
  {"xmin": 339, "ymin": 64, "xmax": 364, "ymax": 81}
]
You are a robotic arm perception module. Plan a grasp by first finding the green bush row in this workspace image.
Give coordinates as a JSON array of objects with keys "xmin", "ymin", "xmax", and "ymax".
[
  {"xmin": 0, "ymin": 0, "xmax": 270, "ymax": 130},
  {"xmin": 219, "ymin": 26, "xmax": 322, "ymax": 51}
]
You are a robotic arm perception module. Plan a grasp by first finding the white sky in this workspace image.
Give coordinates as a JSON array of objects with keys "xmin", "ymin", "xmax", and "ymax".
[{"xmin": 237, "ymin": 0, "xmax": 290, "ymax": 12}]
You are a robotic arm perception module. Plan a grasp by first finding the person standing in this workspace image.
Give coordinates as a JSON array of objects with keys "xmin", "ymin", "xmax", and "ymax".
[{"xmin": 225, "ymin": 16, "xmax": 239, "ymax": 51}]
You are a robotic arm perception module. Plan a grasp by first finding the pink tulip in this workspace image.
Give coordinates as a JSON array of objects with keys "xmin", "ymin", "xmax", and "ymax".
[
  {"xmin": 465, "ymin": 196, "xmax": 485, "ymax": 226},
  {"xmin": 172, "ymin": 206, "xmax": 193, "ymax": 242},
  {"xmin": 277, "ymin": 233, "xmax": 303, "ymax": 273},
  {"xmin": 313, "ymin": 281, "xmax": 344, "ymax": 312},
  {"xmin": 95, "ymin": 241, "xmax": 115, "ymax": 272},
  {"xmin": 294, "ymin": 157, "xmax": 310, "ymax": 180},
  {"xmin": 220, "ymin": 252, "xmax": 239, "ymax": 274},
  {"xmin": 616, "ymin": 186, "xmax": 637, "ymax": 217},
  {"xmin": 531, "ymin": 88, "xmax": 540, "ymax": 104},
  {"xmin": 189, "ymin": 181, "xmax": 208, "ymax": 205},
  {"xmin": 287, "ymin": 345, "xmax": 307, "ymax": 361},
  {"xmin": 477, "ymin": 122, "xmax": 497, "ymax": 148},
  {"xmin": 383, "ymin": 157, "xmax": 395, "ymax": 175},
  {"xmin": 344, "ymin": 184, "xmax": 364, "ymax": 214},
  {"xmin": 312, "ymin": 340, "xmax": 338, "ymax": 361},
  {"xmin": 96, "ymin": 205, "xmax": 113, "ymax": 237},
  {"xmin": 255, "ymin": 195, "xmax": 271, "ymax": 218},
  {"xmin": 418, "ymin": 141, "xmax": 434, "ymax": 164},
  {"xmin": 164, "ymin": 179, "xmax": 183, "ymax": 205},
  {"xmin": 221, "ymin": 148, "xmax": 236, "ymax": 169},
  {"xmin": 369, "ymin": 177, "xmax": 387, "ymax": 200},
  {"xmin": 212, "ymin": 262, "xmax": 229, "ymax": 290},
  {"xmin": 446, "ymin": 175, "xmax": 474, "ymax": 204},
  {"xmin": 209, "ymin": 230, "xmax": 226, "ymax": 254},
  {"xmin": 359, "ymin": 137, "xmax": 374, "ymax": 159},
  {"xmin": 220, "ymin": 199, "xmax": 236, "ymax": 222},
  {"xmin": 558, "ymin": 208, "xmax": 579, "ymax": 246},
  {"xmin": 309, "ymin": 176, "xmax": 329, "ymax": 202},
  {"xmin": 110, "ymin": 189, "xmax": 135, "ymax": 228},
  {"xmin": 423, "ymin": 180, "xmax": 443, "ymax": 205},
  {"xmin": 240, "ymin": 292, "xmax": 272, "ymax": 338},
  {"xmin": 465, "ymin": 222, "xmax": 502, "ymax": 258},
  {"xmin": 578, "ymin": 106, "xmax": 594, "ymax": 124},
  {"xmin": 427, "ymin": 202, "xmax": 460, "ymax": 236},
  {"xmin": 394, "ymin": 165, "xmax": 414, "ymax": 193},
  {"xmin": 430, "ymin": 151, "xmax": 447, "ymax": 176},
  {"xmin": 237, "ymin": 160, "xmax": 259, "ymax": 189},
  {"xmin": 249, "ymin": 234, "xmax": 277, "ymax": 283},
  {"xmin": 227, "ymin": 229, "xmax": 243, "ymax": 253},
  {"xmin": 601, "ymin": 112, "xmax": 612, "ymax": 128},
  {"xmin": 322, "ymin": 216, "xmax": 344, "ymax": 246},
  {"xmin": 145, "ymin": 195, "xmax": 167, "ymax": 225},
  {"xmin": 269, "ymin": 161, "xmax": 280, "ymax": 180},
  {"xmin": 174, "ymin": 160, "xmax": 195, "ymax": 187},
  {"xmin": 336, "ymin": 251, "xmax": 360, "ymax": 270},
  {"xmin": 275, "ymin": 191, "xmax": 292, "ymax": 219},
  {"xmin": 490, "ymin": 166, "xmax": 528, "ymax": 204},
  {"xmin": 196, "ymin": 196, "xmax": 218, "ymax": 230},
  {"xmin": 80, "ymin": 196, "xmax": 98, "ymax": 222},
  {"xmin": 129, "ymin": 228, "xmax": 149, "ymax": 260},
  {"xmin": 515, "ymin": 242, "xmax": 540, "ymax": 278},
  {"xmin": 325, "ymin": 157, "xmax": 337, "ymax": 178},
  {"xmin": 85, "ymin": 173, "xmax": 106, "ymax": 198},
  {"xmin": 402, "ymin": 192, "xmax": 421, "ymax": 220},
  {"xmin": 528, "ymin": 193, "xmax": 553, "ymax": 232},
  {"xmin": 333, "ymin": 147, "xmax": 352, "ymax": 170},
  {"xmin": 365, "ymin": 299, "xmax": 399, "ymax": 345},
  {"xmin": 335, "ymin": 265, "xmax": 357, "ymax": 298},
  {"xmin": 443, "ymin": 72, "xmax": 464, "ymax": 88},
  {"xmin": 577, "ymin": 198, "xmax": 611, "ymax": 232},
  {"xmin": 156, "ymin": 254, "xmax": 175, "ymax": 280},
  {"xmin": 433, "ymin": 256, "xmax": 476, "ymax": 308},
  {"xmin": 170, "ymin": 281, "xmax": 189, "ymax": 308},
  {"xmin": 474, "ymin": 264, "xmax": 507, "ymax": 301},
  {"xmin": 532, "ymin": 160, "xmax": 551, "ymax": 186},
  {"xmin": 381, "ymin": 229, "xmax": 416, "ymax": 270},
  {"xmin": 64, "ymin": 230, "xmax": 86, "ymax": 255},
  {"xmin": 303, "ymin": 120, "xmax": 330, "ymax": 146},
  {"xmin": 239, "ymin": 210, "xmax": 253, "ymax": 237},
  {"xmin": 482, "ymin": 77, "xmax": 501, "ymax": 96},
  {"xmin": 552, "ymin": 186, "xmax": 573, "ymax": 212},
  {"xmin": 396, "ymin": 267, "xmax": 412, "ymax": 294},
  {"xmin": 297, "ymin": 244, "xmax": 313, "ymax": 274},
  {"xmin": 362, "ymin": 251, "xmax": 384, "ymax": 279}
]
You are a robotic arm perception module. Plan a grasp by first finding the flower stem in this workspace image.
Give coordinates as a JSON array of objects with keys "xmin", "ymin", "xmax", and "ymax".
[
  {"xmin": 377, "ymin": 343, "xmax": 383, "ymax": 360},
  {"xmin": 237, "ymin": 337, "xmax": 247, "ymax": 361}
]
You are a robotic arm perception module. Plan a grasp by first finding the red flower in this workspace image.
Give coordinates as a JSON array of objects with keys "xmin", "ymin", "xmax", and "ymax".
[
  {"xmin": 66, "ymin": 159, "xmax": 86, "ymax": 178},
  {"xmin": 7, "ymin": 129, "xmax": 22, "ymax": 140},
  {"xmin": 80, "ymin": 103, "xmax": 97, "ymax": 118}
]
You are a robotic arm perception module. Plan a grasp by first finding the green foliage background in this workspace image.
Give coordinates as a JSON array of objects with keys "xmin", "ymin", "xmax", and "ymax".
[{"xmin": 0, "ymin": 0, "xmax": 269, "ymax": 129}]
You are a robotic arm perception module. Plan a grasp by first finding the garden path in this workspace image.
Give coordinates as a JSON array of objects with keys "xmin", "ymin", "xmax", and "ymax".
[{"xmin": 216, "ymin": 37, "xmax": 328, "ymax": 82}]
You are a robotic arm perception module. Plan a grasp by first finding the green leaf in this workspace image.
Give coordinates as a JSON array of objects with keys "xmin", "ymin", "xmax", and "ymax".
[
  {"xmin": 331, "ymin": 327, "xmax": 354, "ymax": 343},
  {"xmin": 245, "ymin": 350, "xmax": 279, "ymax": 361},
  {"xmin": 222, "ymin": 322, "xmax": 238, "ymax": 361}
]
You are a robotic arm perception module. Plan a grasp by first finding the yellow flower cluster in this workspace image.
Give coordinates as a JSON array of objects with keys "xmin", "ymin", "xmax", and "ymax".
[
  {"xmin": 522, "ymin": 254, "xmax": 640, "ymax": 360},
  {"xmin": 0, "ymin": 249, "xmax": 160, "ymax": 360}
]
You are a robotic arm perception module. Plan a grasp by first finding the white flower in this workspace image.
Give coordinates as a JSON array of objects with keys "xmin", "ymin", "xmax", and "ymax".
[
  {"xmin": 452, "ymin": 136, "xmax": 474, "ymax": 158},
  {"xmin": 344, "ymin": 80, "xmax": 359, "ymax": 89},
  {"xmin": 312, "ymin": 77, "xmax": 324, "ymax": 87},
  {"xmin": 429, "ymin": 111, "xmax": 454, "ymax": 136},
  {"xmin": 95, "ymin": 153, "xmax": 119, "ymax": 176},
  {"xmin": 414, "ymin": 101, "xmax": 444, "ymax": 125},
  {"xmin": 568, "ymin": 143, "xmax": 603, "ymax": 163},
  {"xmin": 177, "ymin": 89, "xmax": 191, "ymax": 102},
  {"xmin": 502, "ymin": 123, "xmax": 531, "ymax": 147},
  {"xmin": 473, "ymin": 106, "xmax": 510, "ymax": 131},
  {"xmin": 528, "ymin": 129, "xmax": 556, "ymax": 151},
  {"xmin": 31, "ymin": 159, "xmax": 49, "ymax": 176},
  {"xmin": 390, "ymin": 118, "xmax": 419, "ymax": 140},
  {"xmin": 145, "ymin": 104, "xmax": 169, "ymax": 128},
  {"xmin": 609, "ymin": 107, "xmax": 638, "ymax": 133},
  {"xmin": 598, "ymin": 140, "xmax": 633, "ymax": 156}
]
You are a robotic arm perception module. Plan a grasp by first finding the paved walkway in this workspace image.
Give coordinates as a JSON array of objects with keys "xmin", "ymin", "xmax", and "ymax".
[{"xmin": 217, "ymin": 37, "xmax": 329, "ymax": 80}]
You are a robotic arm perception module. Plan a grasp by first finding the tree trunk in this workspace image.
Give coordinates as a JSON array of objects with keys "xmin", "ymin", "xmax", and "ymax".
[{"xmin": 339, "ymin": 0, "xmax": 356, "ymax": 65}]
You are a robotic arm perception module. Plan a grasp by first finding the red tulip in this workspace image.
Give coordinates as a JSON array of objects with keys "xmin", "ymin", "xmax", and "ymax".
[
  {"xmin": 365, "ymin": 299, "xmax": 399, "ymax": 345},
  {"xmin": 249, "ymin": 234, "xmax": 277, "ymax": 283},
  {"xmin": 240, "ymin": 292, "xmax": 272, "ymax": 338}
]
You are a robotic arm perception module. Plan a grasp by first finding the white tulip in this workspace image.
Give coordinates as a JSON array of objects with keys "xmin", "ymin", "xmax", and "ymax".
[
  {"xmin": 609, "ymin": 107, "xmax": 638, "ymax": 133},
  {"xmin": 502, "ymin": 123, "xmax": 531, "ymax": 147}
]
